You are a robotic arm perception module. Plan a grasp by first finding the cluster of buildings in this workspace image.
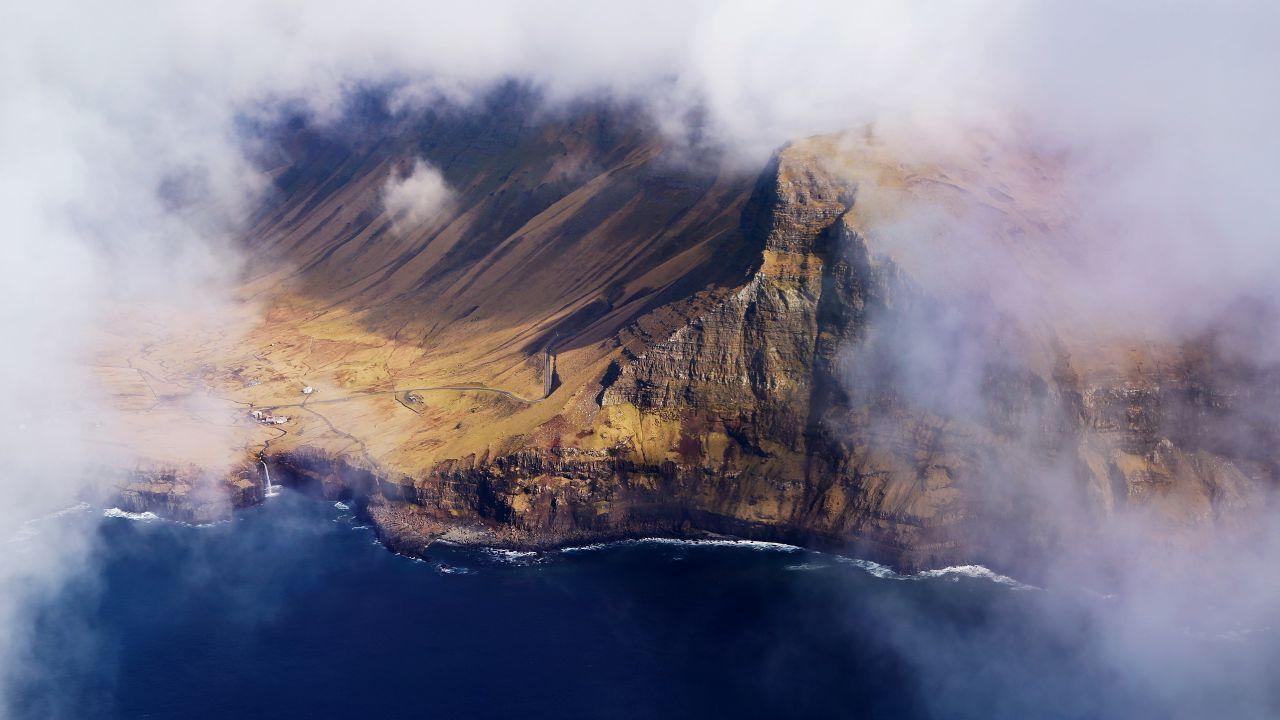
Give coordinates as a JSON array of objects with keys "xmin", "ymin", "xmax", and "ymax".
[
  {"xmin": 249, "ymin": 386, "xmax": 312, "ymax": 425},
  {"xmin": 250, "ymin": 410, "xmax": 289, "ymax": 425}
]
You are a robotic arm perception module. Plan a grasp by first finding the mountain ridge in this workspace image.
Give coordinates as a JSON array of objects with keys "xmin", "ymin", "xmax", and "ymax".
[{"xmin": 98, "ymin": 97, "xmax": 1275, "ymax": 577}]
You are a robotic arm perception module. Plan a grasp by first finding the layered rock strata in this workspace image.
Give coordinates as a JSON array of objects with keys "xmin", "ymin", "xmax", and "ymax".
[{"xmin": 113, "ymin": 120, "xmax": 1275, "ymax": 575}]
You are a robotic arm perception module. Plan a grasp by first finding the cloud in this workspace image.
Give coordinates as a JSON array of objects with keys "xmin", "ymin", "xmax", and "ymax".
[
  {"xmin": 2, "ymin": 0, "xmax": 1280, "ymax": 714},
  {"xmin": 381, "ymin": 159, "xmax": 455, "ymax": 234}
]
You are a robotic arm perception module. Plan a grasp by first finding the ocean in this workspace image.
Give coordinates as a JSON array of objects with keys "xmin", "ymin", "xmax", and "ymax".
[{"xmin": 8, "ymin": 490, "xmax": 1277, "ymax": 719}]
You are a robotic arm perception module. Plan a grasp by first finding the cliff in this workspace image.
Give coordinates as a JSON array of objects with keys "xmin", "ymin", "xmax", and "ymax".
[
  {"xmin": 103, "ymin": 97, "xmax": 1275, "ymax": 574},
  {"xmin": 111, "ymin": 462, "xmax": 262, "ymax": 524}
]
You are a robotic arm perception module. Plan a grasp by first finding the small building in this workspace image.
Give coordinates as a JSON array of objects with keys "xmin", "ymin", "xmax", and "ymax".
[
  {"xmin": 250, "ymin": 410, "xmax": 288, "ymax": 425},
  {"xmin": 302, "ymin": 386, "xmax": 314, "ymax": 395}
]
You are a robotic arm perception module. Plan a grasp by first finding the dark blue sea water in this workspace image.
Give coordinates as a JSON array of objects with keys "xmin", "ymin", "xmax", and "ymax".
[{"xmin": 9, "ymin": 491, "xmax": 1279, "ymax": 719}]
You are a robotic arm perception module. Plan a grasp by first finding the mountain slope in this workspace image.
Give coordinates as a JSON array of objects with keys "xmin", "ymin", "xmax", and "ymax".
[{"xmin": 102, "ymin": 98, "xmax": 1276, "ymax": 574}]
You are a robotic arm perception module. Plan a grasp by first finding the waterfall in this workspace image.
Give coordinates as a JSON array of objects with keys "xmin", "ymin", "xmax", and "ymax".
[{"xmin": 261, "ymin": 460, "xmax": 279, "ymax": 498}]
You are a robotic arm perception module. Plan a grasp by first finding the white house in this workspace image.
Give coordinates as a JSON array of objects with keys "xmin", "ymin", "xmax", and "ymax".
[{"xmin": 250, "ymin": 409, "xmax": 288, "ymax": 425}]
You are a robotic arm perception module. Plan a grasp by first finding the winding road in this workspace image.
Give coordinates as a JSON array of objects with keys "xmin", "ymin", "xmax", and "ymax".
[
  {"xmin": 253, "ymin": 383, "xmax": 535, "ymax": 466},
  {"xmin": 258, "ymin": 384, "xmax": 537, "ymax": 413}
]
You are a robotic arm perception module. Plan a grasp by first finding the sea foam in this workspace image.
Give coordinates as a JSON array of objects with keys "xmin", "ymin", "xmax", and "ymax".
[
  {"xmin": 914, "ymin": 564, "xmax": 1035, "ymax": 589},
  {"xmin": 423, "ymin": 534, "xmax": 1033, "ymax": 590},
  {"xmin": 483, "ymin": 548, "xmax": 546, "ymax": 566},
  {"xmin": 835, "ymin": 556, "xmax": 1038, "ymax": 589},
  {"xmin": 559, "ymin": 537, "xmax": 803, "ymax": 554},
  {"xmin": 103, "ymin": 508, "xmax": 160, "ymax": 522}
]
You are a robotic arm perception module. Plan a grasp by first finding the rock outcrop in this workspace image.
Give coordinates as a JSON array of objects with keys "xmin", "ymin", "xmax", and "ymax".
[
  {"xmin": 113, "ymin": 461, "xmax": 263, "ymax": 524},
  {"xmin": 330, "ymin": 135, "xmax": 1271, "ymax": 573}
]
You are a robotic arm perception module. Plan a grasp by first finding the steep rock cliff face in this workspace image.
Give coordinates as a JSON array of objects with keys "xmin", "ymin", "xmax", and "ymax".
[
  {"xmin": 602, "ymin": 142, "xmax": 854, "ymax": 451},
  {"xmin": 340, "ymin": 134, "xmax": 1271, "ymax": 572},
  {"xmin": 113, "ymin": 463, "xmax": 263, "ymax": 524},
  {"xmin": 594, "ymin": 140, "xmax": 972, "ymax": 566},
  {"xmin": 110, "ymin": 104, "xmax": 1275, "ymax": 574},
  {"xmin": 297, "ymin": 138, "xmax": 1029, "ymax": 568}
]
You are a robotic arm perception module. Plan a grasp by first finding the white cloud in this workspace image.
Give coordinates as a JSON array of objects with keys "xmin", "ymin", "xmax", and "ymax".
[
  {"xmin": 381, "ymin": 159, "xmax": 454, "ymax": 234},
  {"xmin": 2, "ymin": 0, "xmax": 1280, "ymax": 712}
]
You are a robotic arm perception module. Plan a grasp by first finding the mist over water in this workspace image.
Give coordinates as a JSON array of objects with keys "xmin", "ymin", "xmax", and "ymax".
[{"xmin": 10, "ymin": 491, "xmax": 1276, "ymax": 720}]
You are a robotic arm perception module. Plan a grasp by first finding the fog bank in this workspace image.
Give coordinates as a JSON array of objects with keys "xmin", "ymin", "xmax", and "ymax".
[{"xmin": 3, "ymin": 1, "xmax": 1279, "ymax": 716}]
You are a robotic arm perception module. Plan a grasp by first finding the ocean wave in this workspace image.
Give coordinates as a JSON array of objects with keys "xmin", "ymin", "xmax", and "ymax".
[
  {"xmin": 914, "ymin": 564, "xmax": 1035, "ymax": 589},
  {"xmin": 836, "ymin": 557, "xmax": 901, "ymax": 579},
  {"xmin": 103, "ymin": 508, "xmax": 161, "ymax": 522},
  {"xmin": 7, "ymin": 502, "xmax": 94, "ymax": 543},
  {"xmin": 487, "ymin": 548, "xmax": 537, "ymax": 559},
  {"xmin": 45, "ymin": 502, "xmax": 93, "ymax": 519},
  {"xmin": 391, "ymin": 550, "xmax": 428, "ymax": 563},
  {"xmin": 101, "ymin": 507, "xmax": 229, "ymax": 528},
  {"xmin": 414, "ymin": 535, "xmax": 1031, "ymax": 590},
  {"xmin": 835, "ymin": 556, "xmax": 1037, "ymax": 589},
  {"xmin": 559, "ymin": 537, "xmax": 803, "ymax": 555},
  {"xmin": 483, "ymin": 548, "xmax": 546, "ymax": 566}
]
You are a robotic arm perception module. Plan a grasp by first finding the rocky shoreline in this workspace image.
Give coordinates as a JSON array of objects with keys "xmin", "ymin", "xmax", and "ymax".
[
  {"xmin": 110, "ymin": 463, "xmax": 264, "ymax": 525},
  {"xmin": 111, "ymin": 443, "xmax": 932, "ymax": 570},
  {"xmin": 108, "ymin": 132, "xmax": 1276, "ymax": 580}
]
